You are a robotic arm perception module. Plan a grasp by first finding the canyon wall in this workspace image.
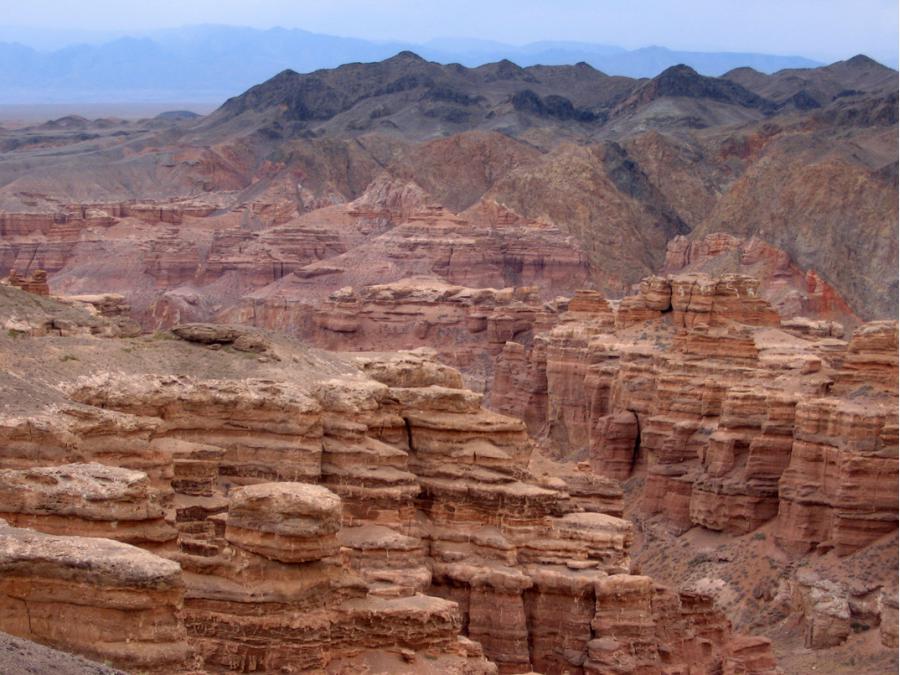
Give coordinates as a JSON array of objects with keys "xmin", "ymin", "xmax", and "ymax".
[
  {"xmin": 0, "ymin": 294, "xmax": 778, "ymax": 673},
  {"xmin": 491, "ymin": 272, "xmax": 898, "ymax": 652}
]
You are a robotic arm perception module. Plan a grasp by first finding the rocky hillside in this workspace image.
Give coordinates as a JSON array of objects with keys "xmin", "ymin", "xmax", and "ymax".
[
  {"xmin": 487, "ymin": 272, "xmax": 898, "ymax": 672},
  {"xmin": 0, "ymin": 53, "xmax": 895, "ymax": 320},
  {"xmin": 198, "ymin": 51, "xmax": 894, "ymax": 141},
  {"xmin": 0, "ymin": 283, "xmax": 788, "ymax": 673}
]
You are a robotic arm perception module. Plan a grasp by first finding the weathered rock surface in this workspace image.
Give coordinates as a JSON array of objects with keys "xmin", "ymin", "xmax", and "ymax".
[
  {"xmin": 0, "ymin": 299, "xmax": 777, "ymax": 673},
  {"xmin": 215, "ymin": 204, "xmax": 587, "ymax": 391},
  {"xmin": 0, "ymin": 283, "xmax": 137, "ymax": 338},
  {"xmin": 0, "ymin": 463, "xmax": 175, "ymax": 546},
  {"xmin": 664, "ymin": 233, "xmax": 860, "ymax": 326},
  {"xmin": 225, "ymin": 482, "xmax": 342, "ymax": 562},
  {"xmin": 491, "ymin": 272, "xmax": 898, "ymax": 659},
  {"xmin": 6, "ymin": 269, "xmax": 50, "ymax": 296},
  {"xmin": 0, "ymin": 520, "xmax": 190, "ymax": 671},
  {"xmin": 494, "ymin": 273, "xmax": 897, "ymax": 548},
  {"xmin": 881, "ymin": 587, "xmax": 899, "ymax": 649}
]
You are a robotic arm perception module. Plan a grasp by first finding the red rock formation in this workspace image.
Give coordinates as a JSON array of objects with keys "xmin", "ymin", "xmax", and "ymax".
[
  {"xmin": 0, "ymin": 463, "xmax": 176, "ymax": 547},
  {"xmin": 590, "ymin": 412, "xmax": 640, "ymax": 481},
  {"xmin": 836, "ymin": 320, "xmax": 899, "ymax": 394},
  {"xmin": 0, "ymin": 520, "xmax": 191, "ymax": 671},
  {"xmin": 220, "ymin": 204, "xmax": 591, "ymax": 347},
  {"xmin": 669, "ymin": 273, "xmax": 781, "ymax": 330},
  {"xmin": 0, "ymin": 312, "xmax": 777, "ymax": 673},
  {"xmin": 664, "ymin": 233, "xmax": 860, "ymax": 326},
  {"xmin": 67, "ymin": 372, "xmax": 326, "ymax": 485},
  {"xmin": 775, "ymin": 397, "xmax": 899, "ymax": 555},
  {"xmin": 175, "ymin": 480, "xmax": 480, "ymax": 672},
  {"xmin": 6, "ymin": 269, "xmax": 49, "ymax": 295},
  {"xmin": 230, "ymin": 277, "xmax": 561, "ymax": 394},
  {"xmin": 490, "ymin": 274, "xmax": 896, "ymax": 659},
  {"xmin": 495, "ymin": 274, "xmax": 898, "ymax": 558},
  {"xmin": 490, "ymin": 339, "xmax": 549, "ymax": 432}
]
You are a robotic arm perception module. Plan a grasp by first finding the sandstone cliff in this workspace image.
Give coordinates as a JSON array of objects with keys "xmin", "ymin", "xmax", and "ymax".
[
  {"xmin": 490, "ymin": 272, "xmax": 898, "ymax": 662},
  {"xmin": 0, "ymin": 287, "xmax": 779, "ymax": 673}
]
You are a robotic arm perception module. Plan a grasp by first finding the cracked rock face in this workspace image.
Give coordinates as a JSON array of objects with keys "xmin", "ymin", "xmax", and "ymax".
[
  {"xmin": 0, "ymin": 290, "xmax": 784, "ymax": 673},
  {"xmin": 225, "ymin": 482, "xmax": 343, "ymax": 562},
  {"xmin": 0, "ymin": 463, "xmax": 176, "ymax": 545},
  {"xmin": 0, "ymin": 520, "xmax": 190, "ymax": 671}
]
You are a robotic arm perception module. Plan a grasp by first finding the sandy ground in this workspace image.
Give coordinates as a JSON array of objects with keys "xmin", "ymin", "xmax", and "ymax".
[
  {"xmin": 774, "ymin": 630, "xmax": 898, "ymax": 674},
  {"xmin": 0, "ymin": 631, "xmax": 124, "ymax": 674}
]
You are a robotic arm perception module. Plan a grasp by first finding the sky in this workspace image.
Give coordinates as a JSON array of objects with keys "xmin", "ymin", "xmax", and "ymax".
[{"xmin": 1, "ymin": 0, "xmax": 897, "ymax": 64}]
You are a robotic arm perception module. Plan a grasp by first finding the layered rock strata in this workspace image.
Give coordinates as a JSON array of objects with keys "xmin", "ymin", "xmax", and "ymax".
[
  {"xmin": 6, "ymin": 269, "xmax": 50, "ymax": 295},
  {"xmin": 0, "ymin": 311, "xmax": 776, "ymax": 673},
  {"xmin": 491, "ymin": 272, "xmax": 898, "ymax": 654},
  {"xmin": 0, "ymin": 520, "xmax": 190, "ymax": 671},
  {"xmin": 0, "ymin": 463, "xmax": 176, "ymax": 547},
  {"xmin": 493, "ymin": 273, "xmax": 898, "ymax": 555},
  {"xmin": 663, "ymin": 233, "xmax": 860, "ymax": 326},
  {"xmin": 301, "ymin": 278, "xmax": 558, "ymax": 393}
]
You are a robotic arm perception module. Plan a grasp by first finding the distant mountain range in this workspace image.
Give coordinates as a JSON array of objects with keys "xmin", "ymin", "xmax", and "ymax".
[
  {"xmin": 183, "ymin": 50, "xmax": 895, "ymax": 153},
  {"xmin": 0, "ymin": 24, "xmax": 835, "ymax": 104},
  {"xmin": 0, "ymin": 50, "xmax": 895, "ymax": 318}
]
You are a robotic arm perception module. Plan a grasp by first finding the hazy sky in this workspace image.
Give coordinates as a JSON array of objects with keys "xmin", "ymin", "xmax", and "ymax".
[{"xmin": 2, "ymin": 0, "xmax": 898, "ymax": 63}]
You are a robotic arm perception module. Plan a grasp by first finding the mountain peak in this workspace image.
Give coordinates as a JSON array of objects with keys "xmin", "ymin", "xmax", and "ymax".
[
  {"xmin": 657, "ymin": 63, "xmax": 700, "ymax": 79},
  {"xmin": 845, "ymin": 54, "xmax": 881, "ymax": 68},
  {"xmin": 389, "ymin": 50, "xmax": 427, "ymax": 63},
  {"xmin": 618, "ymin": 62, "xmax": 774, "ymax": 115}
]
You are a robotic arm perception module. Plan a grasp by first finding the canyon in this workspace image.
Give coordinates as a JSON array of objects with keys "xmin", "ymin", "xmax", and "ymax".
[
  {"xmin": 0, "ymin": 51, "xmax": 896, "ymax": 674},
  {"xmin": 0, "ymin": 284, "xmax": 785, "ymax": 673}
]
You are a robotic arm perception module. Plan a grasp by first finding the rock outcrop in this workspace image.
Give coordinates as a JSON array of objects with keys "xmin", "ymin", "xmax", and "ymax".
[
  {"xmin": 0, "ymin": 520, "xmax": 190, "ymax": 671},
  {"xmin": 0, "ymin": 307, "xmax": 777, "ymax": 673},
  {"xmin": 220, "ymin": 273, "xmax": 569, "ymax": 394},
  {"xmin": 6, "ymin": 269, "xmax": 50, "ymax": 296},
  {"xmin": 663, "ymin": 233, "xmax": 860, "ymax": 326},
  {"xmin": 491, "ymin": 272, "xmax": 898, "ymax": 656},
  {"xmin": 0, "ymin": 463, "xmax": 176, "ymax": 547},
  {"xmin": 493, "ymin": 273, "xmax": 897, "ymax": 548},
  {"xmin": 217, "ymin": 204, "xmax": 591, "ymax": 390}
]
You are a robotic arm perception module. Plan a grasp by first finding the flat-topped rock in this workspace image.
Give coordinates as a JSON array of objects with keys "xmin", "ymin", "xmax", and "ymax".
[
  {"xmin": 0, "ymin": 463, "xmax": 175, "ymax": 544},
  {"xmin": 226, "ymin": 482, "xmax": 342, "ymax": 562},
  {"xmin": 172, "ymin": 322, "xmax": 244, "ymax": 344},
  {"xmin": 0, "ymin": 520, "xmax": 189, "ymax": 670},
  {"xmin": 354, "ymin": 350, "xmax": 465, "ymax": 389},
  {"xmin": 0, "ymin": 463, "xmax": 162, "ymax": 520},
  {"xmin": 171, "ymin": 322, "xmax": 272, "ymax": 353},
  {"xmin": 0, "ymin": 520, "xmax": 182, "ymax": 587}
]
